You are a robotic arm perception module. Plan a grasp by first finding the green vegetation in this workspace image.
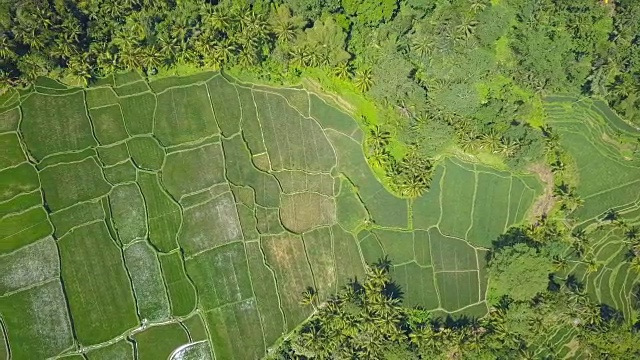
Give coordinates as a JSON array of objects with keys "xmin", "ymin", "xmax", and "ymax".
[
  {"xmin": 271, "ymin": 262, "xmax": 640, "ymax": 359},
  {"xmin": 0, "ymin": 70, "xmax": 550, "ymax": 359},
  {"xmin": 1, "ymin": 0, "xmax": 640, "ymax": 358},
  {"xmin": 487, "ymin": 243, "xmax": 554, "ymax": 302}
]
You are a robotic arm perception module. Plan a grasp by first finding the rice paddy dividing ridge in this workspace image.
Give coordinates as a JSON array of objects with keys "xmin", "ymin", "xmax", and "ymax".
[{"xmin": 0, "ymin": 72, "xmax": 545, "ymax": 359}]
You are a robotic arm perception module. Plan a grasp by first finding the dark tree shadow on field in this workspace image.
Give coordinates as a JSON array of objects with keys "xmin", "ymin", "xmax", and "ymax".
[
  {"xmin": 495, "ymin": 295, "xmax": 513, "ymax": 312},
  {"xmin": 487, "ymin": 227, "xmax": 538, "ymax": 262},
  {"xmin": 630, "ymin": 283, "xmax": 640, "ymax": 311},
  {"xmin": 602, "ymin": 209, "xmax": 620, "ymax": 222},
  {"xmin": 624, "ymin": 248, "xmax": 637, "ymax": 261},
  {"xmin": 345, "ymin": 277, "xmax": 364, "ymax": 295},
  {"xmin": 548, "ymin": 273, "xmax": 561, "ymax": 292},
  {"xmin": 383, "ymin": 281, "xmax": 404, "ymax": 301},
  {"xmin": 373, "ymin": 255, "xmax": 392, "ymax": 272},
  {"xmin": 442, "ymin": 315, "xmax": 478, "ymax": 330},
  {"xmin": 366, "ymin": 256, "xmax": 405, "ymax": 302},
  {"xmin": 565, "ymin": 274, "xmax": 584, "ymax": 293},
  {"xmin": 599, "ymin": 304, "xmax": 624, "ymax": 325}
]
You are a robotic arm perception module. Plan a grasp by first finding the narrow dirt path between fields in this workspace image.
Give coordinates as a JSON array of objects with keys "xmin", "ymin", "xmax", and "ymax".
[
  {"xmin": 528, "ymin": 163, "xmax": 556, "ymax": 219},
  {"xmin": 301, "ymin": 79, "xmax": 356, "ymax": 115}
]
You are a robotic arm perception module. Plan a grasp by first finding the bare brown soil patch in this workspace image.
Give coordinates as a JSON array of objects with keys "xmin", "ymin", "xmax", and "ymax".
[
  {"xmin": 528, "ymin": 162, "xmax": 557, "ymax": 219},
  {"xmin": 280, "ymin": 192, "xmax": 336, "ymax": 233},
  {"xmin": 265, "ymin": 234, "xmax": 295, "ymax": 269}
]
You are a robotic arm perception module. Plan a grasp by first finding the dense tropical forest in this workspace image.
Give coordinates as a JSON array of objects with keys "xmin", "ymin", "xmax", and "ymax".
[{"xmin": 2, "ymin": 0, "xmax": 640, "ymax": 358}]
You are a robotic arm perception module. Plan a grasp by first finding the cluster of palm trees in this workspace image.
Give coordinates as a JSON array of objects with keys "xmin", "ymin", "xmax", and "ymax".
[
  {"xmin": 554, "ymin": 182, "xmax": 584, "ymax": 213},
  {"xmin": 282, "ymin": 261, "xmax": 406, "ymax": 359},
  {"xmin": 456, "ymin": 127, "xmax": 521, "ymax": 157},
  {"xmin": 0, "ymin": 1, "xmax": 356, "ymax": 88},
  {"xmin": 364, "ymin": 125, "xmax": 434, "ymax": 198},
  {"xmin": 612, "ymin": 212, "xmax": 640, "ymax": 271},
  {"xmin": 271, "ymin": 256, "xmax": 624, "ymax": 359},
  {"xmin": 558, "ymin": 207, "xmax": 640, "ymax": 275},
  {"xmin": 524, "ymin": 214, "xmax": 569, "ymax": 246},
  {"xmin": 417, "ymin": 108, "xmax": 522, "ymax": 158}
]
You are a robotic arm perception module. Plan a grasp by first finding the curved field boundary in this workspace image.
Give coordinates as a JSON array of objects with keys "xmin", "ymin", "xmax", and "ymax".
[
  {"xmin": 545, "ymin": 95, "xmax": 640, "ymax": 326},
  {"xmin": 0, "ymin": 72, "xmax": 545, "ymax": 360}
]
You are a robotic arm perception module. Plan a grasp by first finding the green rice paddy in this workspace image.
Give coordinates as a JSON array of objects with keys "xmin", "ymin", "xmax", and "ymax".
[
  {"xmin": 0, "ymin": 72, "xmax": 547, "ymax": 359},
  {"xmin": 534, "ymin": 95, "xmax": 640, "ymax": 357}
]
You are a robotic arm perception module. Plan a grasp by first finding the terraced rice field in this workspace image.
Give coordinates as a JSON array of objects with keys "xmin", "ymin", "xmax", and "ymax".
[
  {"xmin": 539, "ymin": 95, "xmax": 640, "ymax": 357},
  {"xmin": 0, "ymin": 72, "xmax": 542, "ymax": 359}
]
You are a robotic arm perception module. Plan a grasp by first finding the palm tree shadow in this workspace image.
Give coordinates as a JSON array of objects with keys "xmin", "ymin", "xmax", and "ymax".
[
  {"xmin": 346, "ymin": 277, "xmax": 364, "ymax": 295},
  {"xmin": 624, "ymin": 248, "xmax": 636, "ymax": 261},
  {"xmin": 373, "ymin": 255, "xmax": 392, "ymax": 272},
  {"xmin": 599, "ymin": 304, "xmax": 624, "ymax": 325},
  {"xmin": 631, "ymin": 283, "xmax": 640, "ymax": 311},
  {"xmin": 487, "ymin": 227, "xmax": 537, "ymax": 262},
  {"xmin": 372, "ymin": 256, "xmax": 404, "ymax": 301},
  {"xmin": 443, "ymin": 314, "xmax": 476, "ymax": 329},
  {"xmin": 383, "ymin": 281, "xmax": 404, "ymax": 301},
  {"xmin": 548, "ymin": 273, "xmax": 561, "ymax": 292},
  {"xmin": 565, "ymin": 274, "xmax": 584, "ymax": 293}
]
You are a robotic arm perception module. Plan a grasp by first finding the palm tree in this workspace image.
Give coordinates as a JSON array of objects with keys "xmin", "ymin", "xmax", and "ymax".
[
  {"xmin": 237, "ymin": 47, "xmax": 257, "ymax": 68},
  {"xmin": 271, "ymin": 5, "xmax": 304, "ymax": 43},
  {"xmin": 18, "ymin": 29, "xmax": 46, "ymax": 51},
  {"xmin": 332, "ymin": 61, "xmax": 352, "ymax": 80},
  {"xmin": 66, "ymin": 54, "xmax": 93, "ymax": 86},
  {"xmin": 410, "ymin": 36, "xmax": 435, "ymax": 58},
  {"xmin": 367, "ymin": 148, "xmax": 389, "ymax": 169},
  {"xmin": 570, "ymin": 229, "xmax": 589, "ymax": 257},
  {"xmin": 209, "ymin": 9, "xmax": 232, "ymax": 32},
  {"xmin": 244, "ymin": 11, "xmax": 270, "ymax": 41},
  {"xmin": 518, "ymin": 347, "xmax": 536, "ymax": 360},
  {"xmin": 234, "ymin": 6, "xmax": 254, "ymax": 31},
  {"xmin": 300, "ymin": 286, "xmax": 318, "ymax": 310},
  {"xmin": 554, "ymin": 182, "xmax": 572, "ymax": 197},
  {"xmin": 50, "ymin": 38, "xmax": 77, "ymax": 61},
  {"xmin": 541, "ymin": 125, "xmax": 560, "ymax": 149},
  {"xmin": 625, "ymin": 226, "xmax": 639, "ymax": 241},
  {"xmin": 609, "ymin": 75, "xmax": 636, "ymax": 99},
  {"xmin": 602, "ymin": 209, "xmax": 619, "ymax": 223},
  {"xmin": 564, "ymin": 194, "xmax": 584, "ymax": 212},
  {"xmin": 210, "ymin": 40, "xmax": 235, "ymax": 66},
  {"xmin": 552, "ymin": 255, "xmax": 569, "ymax": 272},
  {"xmin": 585, "ymin": 257, "xmax": 601, "ymax": 275},
  {"xmin": 140, "ymin": 46, "xmax": 163, "ymax": 73},
  {"xmin": 396, "ymin": 175, "xmax": 428, "ymax": 198},
  {"xmin": 579, "ymin": 302, "xmax": 603, "ymax": 330},
  {"xmin": 0, "ymin": 69, "xmax": 13, "ymax": 88},
  {"xmin": 480, "ymin": 130, "xmax": 501, "ymax": 153},
  {"xmin": 470, "ymin": 0, "xmax": 487, "ymax": 13},
  {"xmin": 0, "ymin": 34, "xmax": 15, "ymax": 59},
  {"xmin": 354, "ymin": 68, "xmax": 373, "ymax": 92},
  {"xmin": 458, "ymin": 131, "xmax": 481, "ymax": 153},
  {"xmin": 273, "ymin": 21, "xmax": 298, "ymax": 43},
  {"xmin": 102, "ymin": 1, "xmax": 127, "ymax": 18},
  {"xmin": 455, "ymin": 16, "xmax": 479, "ymax": 40},
  {"xmin": 549, "ymin": 157, "xmax": 565, "ymax": 173},
  {"xmin": 304, "ymin": 45, "xmax": 322, "ymax": 67},
  {"xmin": 366, "ymin": 125, "xmax": 391, "ymax": 151},
  {"xmin": 373, "ymin": 256, "xmax": 393, "ymax": 273},
  {"xmin": 119, "ymin": 46, "xmax": 142, "ymax": 70},
  {"xmin": 93, "ymin": 43, "xmax": 119, "ymax": 75},
  {"xmin": 498, "ymin": 138, "xmax": 520, "ymax": 157},
  {"xmin": 288, "ymin": 46, "xmax": 306, "ymax": 68}
]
